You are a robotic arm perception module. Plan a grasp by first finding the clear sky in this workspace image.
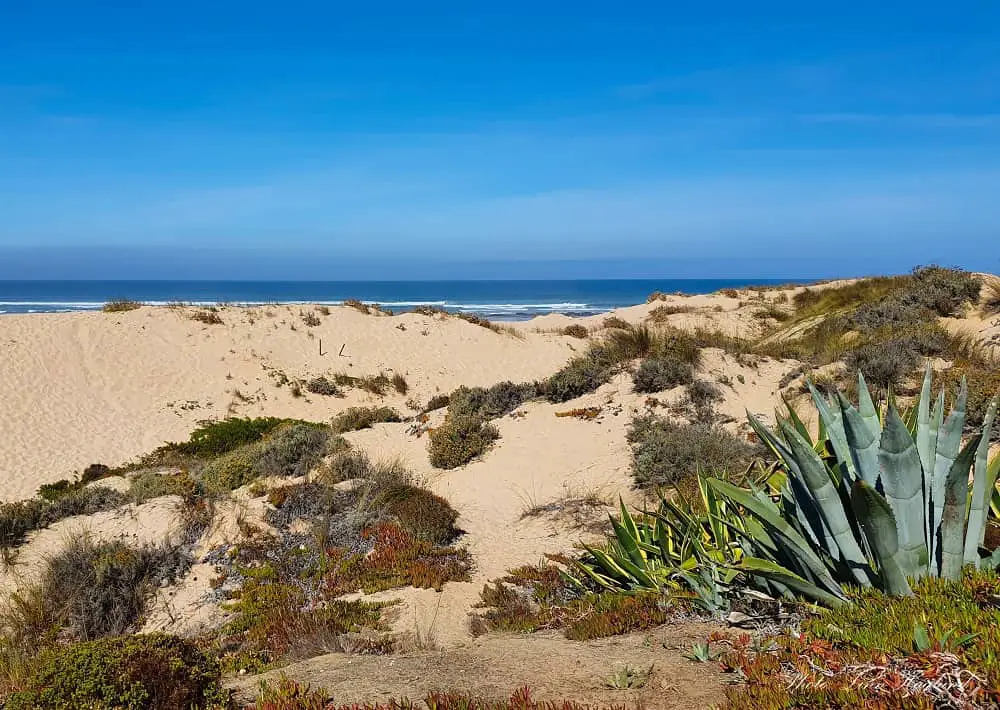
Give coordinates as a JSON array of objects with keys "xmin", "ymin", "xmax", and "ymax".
[{"xmin": 1, "ymin": 2, "xmax": 998, "ymax": 279}]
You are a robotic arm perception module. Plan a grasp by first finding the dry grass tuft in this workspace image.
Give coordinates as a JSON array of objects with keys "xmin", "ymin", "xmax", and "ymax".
[{"xmin": 102, "ymin": 299, "xmax": 143, "ymax": 313}]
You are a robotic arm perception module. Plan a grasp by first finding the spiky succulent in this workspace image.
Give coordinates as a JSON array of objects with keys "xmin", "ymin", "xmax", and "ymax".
[{"xmin": 573, "ymin": 365, "xmax": 999, "ymax": 608}]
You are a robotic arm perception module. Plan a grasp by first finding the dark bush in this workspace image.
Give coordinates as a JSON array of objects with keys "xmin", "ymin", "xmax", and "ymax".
[
  {"xmin": 6, "ymin": 634, "xmax": 225, "ymax": 710},
  {"xmin": 392, "ymin": 373, "xmax": 409, "ymax": 395},
  {"xmin": 602, "ymin": 316, "xmax": 631, "ymax": 329},
  {"xmin": 428, "ymin": 414, "xmax": 500, "ymax": 469},
  {"xmin": 632, "ymin": 355, "xmax": 694, "ymax": 393},
  {"xmin": 687, "ymin": 379, "xmax": 723, "ymax": 408},
  {"xmin": 190, "ymin": 309, "xmax": 224, "ymax": 325},
  {"xmin": 306, "ymin": 376, "xmax": 341, "ymax": 396},
  {"xmin": 377, "ymin": 484, "xmax": 460, "ymax": 544},
  {"xmin": 423, "ymin": 394, "xmax": 451, "ymax": 412},
  {"xmin": 561, "ymin": 324, "xmax": 589, "ymax": 338},
  {"xmin": 301, "ymin": 310, "xmax": 321, "ymax": 327},
  {"xmin": 37, "ymin": 464, "xmax": 112, "ymax": 501},
  {"xmin": 910, "ymin": 264, "xmax": 982, "ymax": 316},
  {"xmin": 331, "ymin": 406, "xmax": 402, "ymax": 434},
  {"xmin": 628, "ymin": 415, "xmax": 758, "ymax": 489}
]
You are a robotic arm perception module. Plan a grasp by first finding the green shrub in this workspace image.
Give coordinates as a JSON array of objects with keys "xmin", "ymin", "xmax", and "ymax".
[
  {"xmin": 167, "ymin": 417, "xmax": 287, "ymax": 458},
  {"xmin": 428, "ymin": 414, "xmax": 500, "ymax": 469},
  {"xmin": 844, "ymin": 339, "xmax": 922, "ymax": 390},
  {"xmin": 37, "ymin": 464, "xmax": 112, "ymax": 501},
  {"xmin": 317, "ymin": 449, "xmax": 372, "ymax": 484},
  {"xmin": 331, "ymin": 406, "xmax": 401, "ymax": 434},
  {"xmin": 602, "ymin": 316, "xmax": 631, "ymax": 329},
  {"xmin": 448, "ymin": 382, "xmax": 536, "ymax": 420},
  {"xmin": 561, "ymin": 324, "xmax": 589, "ymax": 338},
  {"xmin": 628, "ymin": 415, "xmax": 758, "ymax": 489},
  {"xmin": 6, "ymin": 634, "xmax": 225, "ymax": 710},
  {"xmin": 254, "ymin": 424, "xmax": 331, "ymax": 478},
  {"xmin": 201, "ymin": 424, "xmax": 332, "ymax": 492},
  {"xmin": 632, "ymin": 356, "xmax": 694, "ymax": 393},
  {"xmin": 541, "ymin": 352, "xmax": 614, "ymax": 403},
  {"xmin": 305, "ymin": 376, "xmax": 341, "ymax": 396}
]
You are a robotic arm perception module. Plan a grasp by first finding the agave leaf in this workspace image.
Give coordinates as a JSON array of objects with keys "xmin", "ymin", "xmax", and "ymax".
[
  {"xmin": 571, "ymin": 559, "xmax": 619, "ymax": 591},
  {"xmin": 609, "ymin": 516, "xmax": 647, "ymax": 569},
  {"xmin": 878, "ymin": 403, "xmax": 929, "ymax": 578},
  {"xmin": 737, "ymin": 556, "xmax": 846, "ymax": 607},
  {"xmin": 915, "ymin": 364, "xmax": 935, "ymax": 477},
  {"xmin": 939, "ymin": 435, "xmax": 981, "ymax": 579},
  {"xmin": 965, "ymin": 397, "xmax": 999, "ymax": 565},
  {"xmin": 707, "ymin": 478, "xmax": 846, "ymax": 597},
  {"xmin": 787, "ymin": 472, "xmax": 842, "ymax": 561},
  {"xmin": 839, "ymin": 393, "xmax": 881, "ymax": 487},
  {"xmin": 807, "ymin": 382, "xmax": 855, "ymax": 480},
  {"xmin": 929, "ymin": 380, "xmax": 968, "ymax": 571},
  {"xmin": 851, "ymin": 480, "xmax": 913, "ymax": 596},
  {"xmin": 581, "ymin": 544, "xmax": 634, "ymax": 584},
  {"xmin": 746, "ymin": 410, "xmax": 796, "ymax": 465},
  {"xmin": 780, "ymin": 421, "xmax": 872, "ymax": 587},
  {"xmin": 856, "ymin": 371, "xmax": 881, "ymax": 439},
  {"xmin": 783, "ymin": 396, "xmax": 814, "ymax": 446}
]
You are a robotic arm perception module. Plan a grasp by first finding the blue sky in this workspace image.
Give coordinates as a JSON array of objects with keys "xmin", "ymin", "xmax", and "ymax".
[{"xmin": 1, "ymin": 2, "xmax": 998, "ymax": 279}]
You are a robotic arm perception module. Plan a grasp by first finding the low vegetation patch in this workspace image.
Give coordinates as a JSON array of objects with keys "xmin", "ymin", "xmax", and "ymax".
[
  {"xmin": 210, "ymin": 461, "xmax": 468, "ymax": 672},
  {"xmin": 632, "ymin": 354, "xmax": 694, "ymax": 393},
  {"xmin": 448, "ymin": 382, "xmax": 536, "ymax": 420},
  {"xmin": 201, "ymin": 422, "xmax": 336, "ymax": 492},
  {"xmin": 5, "ymin": 634, "xmax": 226, "ymax": 710},
  {"xmin": 102, "ymin": 299, "xmax": 143, "ymax": 313},
  {"xmin": 0, "ymin": 486, "xmax": 127, "ymax": 550},
  {"xmin": 716, "ymin": 569, "xmax": 1000, "ymax": 709},
  {"xmin": 647, "ymin": 304, "xmax": 694, "ymax": 322},
  {"xmin": 472, "ymin": 561, "xmax": 679, "ymax": 641},
  {"xmin": 331, "ymin": 406, "xmax": 402, "ymax": 434},
  {"xmin": 602, "ymin": 316, "xmax": 631, "ymax": 329},
  {"xmin": 191, "ymin": 308, "xmax": 225, "ymax": 325}
]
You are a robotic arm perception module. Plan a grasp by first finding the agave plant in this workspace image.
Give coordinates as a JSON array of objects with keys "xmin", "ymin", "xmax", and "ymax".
[
  {"xmin": 573, "ymin": 365, "xmax": 999, "ymax": 609},
  {"xmin": 712, "ymin": 365, "xmax": 1000, "ymax": 603}
]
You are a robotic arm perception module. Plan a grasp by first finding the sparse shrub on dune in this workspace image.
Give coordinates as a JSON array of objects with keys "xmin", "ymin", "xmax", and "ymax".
[
  {"xmin": 306, "ymin": 376, "xmax": 341, "ymax": 397},
  {"xmin": 602, "ymin": 316, "xmax": 631, "ymax": 329},
  {"xmin": 984, "ymin": 282, "xmax": 1000, "ymax": 314},
  {"xmin": 428, "ymin": 413, "xmax": 500, "ymax": 469},
  {"xmin": 632, "ymin": 355, "xmax": 694, "ymax": 393},
  {"xmin": 331, "ymin": 406, "xmax": 402, "ymax": 434},
  {"xmin": 0, "ymin": 486, "xmax": 128, "ymax": 551},
  {"xmin": 5, "ymin": 634, "xmax": 226, "ymax": 710},
  {"xmin": 343, "ymin": 298, "xmax": 371, "ymax": 314},
  {"xmin": 561, "ymin": 324, "xmax": 589, "ymax": 339},
  {"xmin": 627, "ymin": 414, "xmax": 758, "ymax": 490},
  {"xmin": 718, "ymin": 287, "xmax": 740, "ymax": 298},
  {"xmin": 300, "ymin": 310, "xmax": 321, "ymax": 327},
  {"xmin": 102, "ymin": 299, "xmax": 143, "ymax": 313},
  {"xmin": 844, "ymin": 339, "xmax": 922, "ymax": 391},
  {"xmin": 190, "ymin": 309, "xmax": 224, "ymax": 325},
  {"xmin": 647, "ymin": 304, "xmax": 694, "ymax": 323}
]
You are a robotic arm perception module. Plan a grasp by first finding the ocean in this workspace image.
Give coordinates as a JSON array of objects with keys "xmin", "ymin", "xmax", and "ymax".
[{"xmin": 0, "ymin": 279, "xmax": 797, "ymax": 320}]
